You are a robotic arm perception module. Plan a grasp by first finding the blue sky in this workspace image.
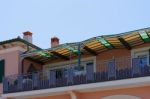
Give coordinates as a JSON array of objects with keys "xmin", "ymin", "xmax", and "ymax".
[{"xmin": 0, "ymin": 0, "xmax": 150, "ymax": 48}]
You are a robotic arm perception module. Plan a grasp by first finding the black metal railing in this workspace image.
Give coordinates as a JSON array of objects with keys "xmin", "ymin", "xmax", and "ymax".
[{"xmin": 3, "ymin": 56, "xmax": 150, "ymax": 94}]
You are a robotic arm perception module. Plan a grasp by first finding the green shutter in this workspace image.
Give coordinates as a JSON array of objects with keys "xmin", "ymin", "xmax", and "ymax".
[{"xmin": 0, "ymin": 60, "xmax": 5, "ymax": 83}]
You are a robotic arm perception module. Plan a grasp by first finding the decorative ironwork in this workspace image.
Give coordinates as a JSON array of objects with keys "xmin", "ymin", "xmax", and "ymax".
[{"xmin": 3, "ymin": 56, "xmax": 150, "ymax": 94}]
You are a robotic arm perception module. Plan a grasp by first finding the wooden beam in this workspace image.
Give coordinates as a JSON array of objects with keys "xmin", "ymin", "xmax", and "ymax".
[
  {"xmin": 118, "ymin": 37, "xmax": 132, "ymax": 50},
  {"xmin": 84, "ymin": 46, "xmax": 98, "ymax": 56},
  {"xmin": 51, "ymin": 51, "xmax": 69, "ymax": 60}
]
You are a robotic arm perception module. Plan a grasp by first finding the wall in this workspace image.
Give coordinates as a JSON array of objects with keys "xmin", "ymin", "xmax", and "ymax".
[
  {"xmin": 96, "ymin": 48, "xmax": 130, "ymax": 71},
  {"xmin": 0, "ymin": 51, "xmax": 20, "ymax": 76},
  {"xmin": 17, "ymin": 86, "xmax": 150, "ymax": 99},
  {"xmin": 80, "ymin": 86, "xmax": 150, "ymax": 99},
  {"xmin": 0, "ymin": 48, "xmax": 22, "ymax": 94},
  {"xmin": 96, "ymin": 43, "xmax": 150, "ymax": 71},
  {"xmin": 44, "ymin": 54, "xmax": 92, "ymax": 65}
]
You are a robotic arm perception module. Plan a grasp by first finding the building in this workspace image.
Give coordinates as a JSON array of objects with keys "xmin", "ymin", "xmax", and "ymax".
[{"xmin": 0, "ymin": 28, "xmax": 150, "ymax": 99}]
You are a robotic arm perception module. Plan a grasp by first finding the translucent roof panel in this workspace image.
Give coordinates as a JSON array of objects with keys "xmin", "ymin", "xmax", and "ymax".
[
  {"xmin": 96, "ymin": 37, "xmax": 113, "ymax": 49},
  {"xmin": 38, "ymin": 52, "xmax": 51, "ymax": 58},
  {"xmin": 139, "ymin": 31, "xmax": 150, "ymax": 42},
  {"xmin": 63, "ymin": 45, "xmax": 78, "ymax": 54}
]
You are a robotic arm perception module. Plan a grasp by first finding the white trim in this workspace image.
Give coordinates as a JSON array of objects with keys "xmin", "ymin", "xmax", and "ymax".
[
  {"xmin": 2, "ymin": 76, "xmax": 150, "ymax": 98},
  {"xmin": 0, "ymin": 47, "xmax": 26, "ymax": 54}
]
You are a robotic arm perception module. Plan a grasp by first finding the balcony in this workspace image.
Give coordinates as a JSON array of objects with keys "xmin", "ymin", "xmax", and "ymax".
[{"xmin": 3, "ymin": 56, "xmax": 150, "ymax": 94}]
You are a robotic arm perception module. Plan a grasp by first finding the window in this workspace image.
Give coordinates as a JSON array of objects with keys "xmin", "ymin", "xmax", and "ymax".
[
  {"xmin": 46, "ymin": 60, "xmax": 95, "ymax": 77},
  {"xmin": 55, "ymin": 69, "xmax": 64, "ymax": 79},
  {"xmin": 138, "ymin": 55, "xmax": 147, "ymax": 67},
  {"xmin": 0, "ymin": 60, "xmax": 5, "ymax": 83},
  {"xmin": 134, "ymin": 51, "xmax": 149, "ymax": 66}
]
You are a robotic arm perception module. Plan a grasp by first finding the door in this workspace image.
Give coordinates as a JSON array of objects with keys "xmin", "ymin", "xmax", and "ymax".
[
  {"xmin": 86, "ymin": 62, "xmax": 94, "ymax": 82},
  {"xmin": 107, "ymin": 59, "xmax": 116, "ymax": 80},
  {"xmin": 133, "ymin": 51, "xmax": 148, "ymax": 76}
]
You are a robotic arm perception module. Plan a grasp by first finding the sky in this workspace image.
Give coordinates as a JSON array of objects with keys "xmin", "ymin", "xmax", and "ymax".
[{"xmin": 0, "ymin": 0, "xmax": 150, "ymax": 49}]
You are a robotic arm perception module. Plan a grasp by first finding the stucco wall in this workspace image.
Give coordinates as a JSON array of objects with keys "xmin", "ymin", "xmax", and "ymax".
[
  {"xmin": 80, "ymin": 86, "xmax": 150, "ymax": 99},
  {"xmin": 96, "ymin": 48, "xmax": 130, "ymax": 71},
  {"xmin": 0, "ymin": 50, "xmax": 20, "ymax": 76},
  {"xmin": 0, "ymin": 50, "xmax": 21, "ymax": 94},
  {"xmin": 22, "ymin": 86, "xmax": 150, "ymax": 99}
]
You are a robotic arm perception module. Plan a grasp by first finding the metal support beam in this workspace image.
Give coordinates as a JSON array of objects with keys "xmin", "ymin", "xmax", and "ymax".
[
  {"xmin": 84, "ymin": 46, "xmax": 98, "ymax": 56},
  {"xmin": 51, "ymin": 51, "xmax": 69, "ymax": 60},
  {"xmin": 78, "ymin": 43, "xmax": 81, "ymax": 69},
  {"xmin": 118, "ymin": 37, "xmax": 132, "ymax": 50}
]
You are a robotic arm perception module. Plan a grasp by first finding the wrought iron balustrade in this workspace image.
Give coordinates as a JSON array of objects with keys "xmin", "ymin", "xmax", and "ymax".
[{"xmin": 3, "ymin": 56, "xmax": 150, "ymax": 93}]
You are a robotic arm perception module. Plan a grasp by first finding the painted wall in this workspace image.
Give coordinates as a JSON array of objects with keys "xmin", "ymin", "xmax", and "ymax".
[
  {"xmin": 80, "ymin": 86, "xmax": 150, "ymax": 99},
  {"xmin": 0, "ymin": 49, "xmax": 22, "ymax": 94},
  {"xmin": 22, "ymin": 86, "xmax": 150, "ymax": 99},
  {"xmin": 96, "ymin": 48, "xmax": 130, "ymax": 71},
  {"xmin": 0, "ymin": 50, "xmax": 20, "ymax": 76}
]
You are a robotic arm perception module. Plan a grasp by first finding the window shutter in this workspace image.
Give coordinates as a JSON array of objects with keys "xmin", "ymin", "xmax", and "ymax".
[{"xmin": 0, "ymin": 60, "xmax": 5, "ymax": 83}]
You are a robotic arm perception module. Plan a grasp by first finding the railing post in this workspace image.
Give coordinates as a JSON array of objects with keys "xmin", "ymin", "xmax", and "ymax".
[
  {"xmin": 77, "ymin": 42, "xmax": 81, "ymax": 70},
  {"xmin": 49, "ymin": 70, "xmax": 56, "ymax": 87},
  {"xmin": 107, "ymin": 59, "xmax": 116, "ymax": 80},
  {"xmin": 3, "ymin": 77, "xmax": 8, "ymax": 93},
  {"xmin": 32, "ymin": 73, "xmax": 39, "ymax": 89},
  {"xmin": 86, "ymin": 63, "xmax": 94, "ymax": 83},
  {"xmin": 132, "ymin": 58, "xmax": 141, "ymax": 77},
  {"xmin": 17, "ymin": 75, "xmax": 23, "ymax": 91},
  {"xmin": 67, "ymin": 67, "xmax": 74, "ymax": 85}
]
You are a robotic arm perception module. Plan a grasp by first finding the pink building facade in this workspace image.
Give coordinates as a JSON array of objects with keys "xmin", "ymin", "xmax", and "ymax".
[{"xmin": 1, "ymin": 28, "xmax": 150, "ymax": 99}]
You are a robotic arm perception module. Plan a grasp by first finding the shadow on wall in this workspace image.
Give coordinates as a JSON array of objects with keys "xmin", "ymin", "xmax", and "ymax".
[{"xmin": 102, "ymin": 95, "xmax": 141, "ymax": 99}]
